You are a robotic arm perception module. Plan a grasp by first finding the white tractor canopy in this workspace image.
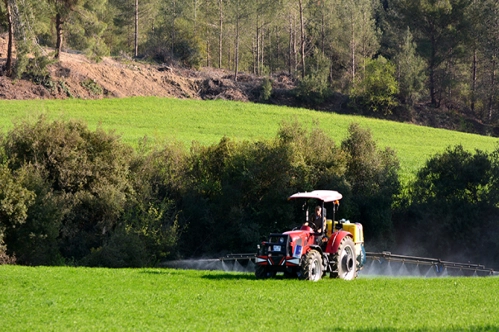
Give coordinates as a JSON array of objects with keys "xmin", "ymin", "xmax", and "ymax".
[{"xmin": 288, "ymin": 190, "xmax": 342, "ymax": 203}]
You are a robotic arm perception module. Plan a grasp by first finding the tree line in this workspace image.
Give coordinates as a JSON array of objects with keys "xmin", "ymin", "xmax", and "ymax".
[
  {"xmin": 2, "ymin": 1, "xmax": 499, "ymax": 124},
  {"xmin": 1, "ymin": 117, "xmax": 498, "ymax": 269}
]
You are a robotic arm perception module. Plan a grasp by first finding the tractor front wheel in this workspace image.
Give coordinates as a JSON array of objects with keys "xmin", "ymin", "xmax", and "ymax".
[
  {"xmin": 300, "ymin": 250, "xmax": 322, "ymax": 281},
  {"xmin": 335, "ymin": 236, "xmax": 357, "ymax": 280}
]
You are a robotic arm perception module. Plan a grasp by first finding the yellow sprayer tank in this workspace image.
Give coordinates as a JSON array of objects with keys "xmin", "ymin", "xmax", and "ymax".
[
  {"xmin": 331, "ymin": 220, "xmax": 364, "ymax": 243},
  {"xmin": 326, "ymin": 220, "xmax": 333, "ymax": 237}
]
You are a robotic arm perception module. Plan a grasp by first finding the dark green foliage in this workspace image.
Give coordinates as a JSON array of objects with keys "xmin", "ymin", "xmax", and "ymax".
[
  {"xmin": 81, "ymin": 230, "xmax": 149, "ymax": 267},
  {"xmin": 3, "ymin": 116, "xmax": 134, "ymax": 264},
  {"xmin": 124, "ymin": 143, "xmax": 187, "ymax": 262},
  {"xmin": 0, "ymin": 162, "xmax": 36, "ymax": 262},
  {"xmin": 3, "ymin": 165, "xmax": 64, "ymax": 265},
  {"xmin": 143, "ymin": 18, "xmax": 204, "ymax": 68},
  {"xmin": 396, "ymin": 145, "xmax": 499, "ymax": 268},
  {"xmin": 393, "ymin": 29, "xmax": 427, "ymax": 105},
  {"xmin": 1, "ymin": 116, "xmax": 403, "ymax": 265},
  {"xmin": 259, "ymin": 77, "xmax": 273, "ymax": 102},
  {"xmin": 341, "ymin": 123, "xmax": 400, "ymax": 249},
  {"xmin": 295, "ymin": 50, "xmax": 332, "ymax": 104}
]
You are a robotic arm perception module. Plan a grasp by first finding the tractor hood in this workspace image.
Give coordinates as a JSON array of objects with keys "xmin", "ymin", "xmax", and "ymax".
[{"xmin": 288, "ymin": 190, "xmax": 342, "ymax": 202}]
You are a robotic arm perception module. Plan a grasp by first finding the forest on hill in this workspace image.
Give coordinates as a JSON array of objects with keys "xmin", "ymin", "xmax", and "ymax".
[{"xmin": 2, "ymin": 0, "xmax": 499, "ymax": 134}]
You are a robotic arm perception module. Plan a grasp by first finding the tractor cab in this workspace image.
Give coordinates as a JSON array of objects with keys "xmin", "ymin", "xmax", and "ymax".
[{"xmin": 255, "ymin": 190, "xmax": 365, "ymax": 281}]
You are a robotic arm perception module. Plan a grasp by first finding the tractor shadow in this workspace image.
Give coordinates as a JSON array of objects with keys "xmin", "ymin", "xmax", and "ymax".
[{"xmin": 201, "ymin": 273, "xmax": 256, "ymax": 281}]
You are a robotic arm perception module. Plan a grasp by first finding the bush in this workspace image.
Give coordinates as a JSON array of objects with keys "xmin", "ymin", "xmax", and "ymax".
[
  {"xmin": 3, "ymin": 116, "xmax": 134, "ymax": 264},
  {"xmin": 81, "ymin": 230, "xmax": 149, "ymax": 268},
  {"xmin": 259, "ymin": 77, "xmax": 273, "ymax": 101}
]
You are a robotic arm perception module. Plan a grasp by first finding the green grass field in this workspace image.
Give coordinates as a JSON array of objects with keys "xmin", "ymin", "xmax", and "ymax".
[
  {"xmin": 1, "ymin": 97, "xmax": 498, "ymax": 180},
  {"xmin": 1, "ymin": 265, "xmax": 498, "ymax": 331}
]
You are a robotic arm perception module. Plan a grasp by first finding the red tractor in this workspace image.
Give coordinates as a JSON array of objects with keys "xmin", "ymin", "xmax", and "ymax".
[{"xmin": 255, "ymin": 190, "xmax": 366, "ymax": 281}]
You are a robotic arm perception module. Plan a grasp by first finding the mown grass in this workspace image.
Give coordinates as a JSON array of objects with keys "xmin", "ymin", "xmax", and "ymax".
[
  {"xmin": 1, "ymin": 97, "xmax": 498, "ymax": 180},
  {"xmin": 1, "ymin": 265, "xmax": 498, "ymax": 331}
]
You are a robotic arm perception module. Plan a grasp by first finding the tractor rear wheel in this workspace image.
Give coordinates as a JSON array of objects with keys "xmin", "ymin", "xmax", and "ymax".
[
  {"xmin": 335, "ymin": 236, "xmax": 357, "ymax": 280},
  {"xmin": 300, "ymin": 250, "xmax": 322, "ymax": 281},
  {"xmin": 255, "ymin": 265, "xmax": 275, "ymax": 279}
]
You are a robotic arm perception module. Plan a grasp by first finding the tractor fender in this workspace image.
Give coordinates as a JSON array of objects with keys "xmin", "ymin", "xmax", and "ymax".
[
  {"xmin": 325, "ymin": 231, "xmax": 352, "ymax": 254},
  {"xmin": 302, "ymin": 244, "xmax": 323, "ymax": 257}
]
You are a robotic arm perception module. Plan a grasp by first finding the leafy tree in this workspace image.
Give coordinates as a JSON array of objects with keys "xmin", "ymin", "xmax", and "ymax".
[
  {"xmin": 3, "ymin": 116, "xmax": 134, "ymax": 263},
  {"xmin": 476, "ymin": 0, "xmax": 499, "ymax": 122},
  {"xmin": 64, "ymin": 0, "xmax": 110, "ymax": 60},
  {"xmin": 396, "ymin": 145, "xmax": 499, "ymax": 267},
  {"xmin": 338, "ymin": 0, "xmax": 380, "ymax": 86},
  {"xmin": 51, "ymin": 0, "xmax": 110, "ymax": 60},
  {"xmin": 295, "ymin": 48, "xmax": 332, "ymax": 104},
  {"xmin": 341, "ymin": 123, "xmax": 400, "ymax": 248},
  {"xmin": 350, "ymin": 56, "xmax": 399, "ymax": 114},
  {"xmin": 389, "ymin": 0, "xmax": 472, "ymax": 107},
  {"xmin": 393, "ymin": 28, "xmax": 427, "ymax": 105}
]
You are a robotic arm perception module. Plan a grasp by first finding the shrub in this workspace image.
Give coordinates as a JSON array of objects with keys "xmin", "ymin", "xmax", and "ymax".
[
  {"xmin": 3, "ymin": 116, "xmax": 134, "ymax": 264},
  {"xmin": 259, "ymin": 77, "xmax": 273, "ymax": 102},
  {"xmin": 80, "ymin": 78, "xmax": 103, "ymax": 96}
]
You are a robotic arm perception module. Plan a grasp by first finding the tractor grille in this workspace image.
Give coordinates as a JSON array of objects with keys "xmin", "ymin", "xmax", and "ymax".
[{"xmin": 267, "ymin": 234, "xmax": 290, "ymax": 256}]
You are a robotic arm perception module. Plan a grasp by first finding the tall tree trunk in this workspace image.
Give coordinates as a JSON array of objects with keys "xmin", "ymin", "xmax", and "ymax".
[
  {"xmin": 218, "ymin": 0, "xmax": 223, "ymax": 68},
  {"xmin": 260, "ymin": 27, "xmax": 265, "ymax": 75},
  {"xmin": 206, "ymin": 38, "xmax": 210, "ymax": 67},
  {"xmin": 234, "ymin": 9, "xmax": 240, "ymax": 82},
  {"xmin": 321, "ymin": 5, "xmax": 325, "ymax": 55},
  {"xmin": 134, "ymin": 0, "xmax": 138, "ymax": 57},
  {"xmin": 252, "ymin": 38, "xmax": 257, "ymax": 74},
  {"xmin": 488, "ymin": 55, "xmax": 496, "ymax": 121},
  {"xmin": 133, "ymin": 0, "xmax": 139, "ymax": 57},
  {"xmin": 4, "ymin": 0, "xmax": 13, "ymax": 76},
  {"xmin": 288, "ymin": 13, "xmax": 292, "ymax": 74},
  {"xmin": 274, "ymin": 26, "xmax": 279, "ymax": 75},
  {"xmin": 429, "ymin": 35, "xmax": 438, "ymax": 107},
  {"xmin": 298, "ymin": 0, "xmax": 305, "ymax": 78},
  {"xmin": 255, "ymin": 2, "xmax": 260, "ymax": 76},
  {"xmin": 55, "ymin": 13, "xmax": 63, "ymax": 59},
  {"xmin": 255, "ymin": 26, "xmax": 259, "ymax": 75},
  {"xmin": 351, "ymin": 18, "xmax": 355, "ymax": 83},
  {"xmin": 171, "ymin": 0, "xmax": 176, "ymax": 54},
  {"xmin": 471, "ymin": 49, "xmax": 477, "ymax": 113}
]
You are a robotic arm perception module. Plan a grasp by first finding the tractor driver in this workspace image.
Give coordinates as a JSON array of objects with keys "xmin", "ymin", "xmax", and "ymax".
[{"xmin": 303, "ymin": 205, "xmax": 325, "ymax": 234}]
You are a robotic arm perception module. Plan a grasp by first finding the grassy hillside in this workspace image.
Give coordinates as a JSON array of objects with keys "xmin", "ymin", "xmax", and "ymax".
[
  {"xmin": 1, "ymin": 97, "xmax": 497, "ymax": 180},
  {"xmin": 1, "ymin": 265, "xmax": 498, "ymax": 331}
]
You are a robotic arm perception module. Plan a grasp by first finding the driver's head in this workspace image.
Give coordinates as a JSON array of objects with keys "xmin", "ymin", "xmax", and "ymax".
[{"xmin": 315, "ymin": 206, "xmax": 321, "ymax": 215}]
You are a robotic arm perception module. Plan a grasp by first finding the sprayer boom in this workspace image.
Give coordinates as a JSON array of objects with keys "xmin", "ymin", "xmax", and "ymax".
[
  {"xmin": 365, "ymin": 251, "xmax": 497, "ymax": 276},
  {"xmin": 216, "ymin": 251, "xmax": 497, "ymax": 277}
]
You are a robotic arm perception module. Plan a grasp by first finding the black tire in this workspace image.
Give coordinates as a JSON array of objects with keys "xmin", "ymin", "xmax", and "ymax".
[
  {"xmin": 335, "ymin": 236, "xmax": 357, "ymax": 280},
  {"xmin": 255, "ymin": 265, "xmax": 275, "ymax": 279},
  {"xmin": 300, "ymin": 250, "xmax": 322, "ymax": 281}
]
